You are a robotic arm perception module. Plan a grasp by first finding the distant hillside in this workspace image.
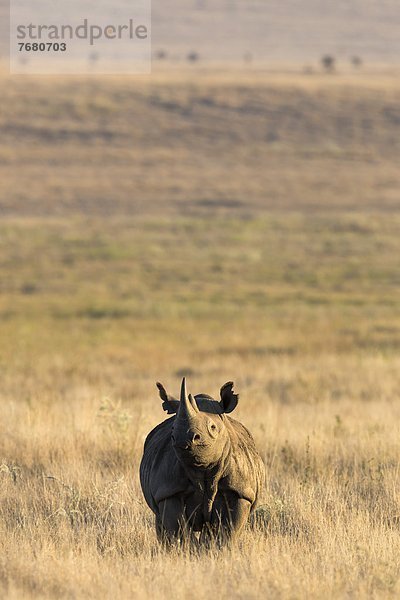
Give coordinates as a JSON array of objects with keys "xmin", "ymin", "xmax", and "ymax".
[
  {"xmin": 1, "ymin": 71, "xmax": 400, "ymax": 218},
  {"xmin": 1, "ymin": 0, "xmax": 400, "ymax": 66}
]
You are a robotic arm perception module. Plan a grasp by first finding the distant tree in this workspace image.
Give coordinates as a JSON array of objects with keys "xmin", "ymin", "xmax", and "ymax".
[
  {"xmin": 226, "ymin": 0, "xmax": 237, "ymax": 11},
  {"xmin": 155, "ymin": 49, "xmax": 168, "ymax": 61},
  {"xmin": 351, "ymin": 56, "xmax": 363, "ymax": 69},
  {"xmin": 89, "ymin": 52, "xmax": 99, "ymax": 69},
  {"xmin": 243, "ymin": 52, "xmax": 253, "ymax": 65},
  {"xmin": 187, "ymin": 51, "xmax": 200, "ymax": 63},
  {"xmin": 303, "ymin": 65, "xmax": 314, "ymax": 75},
  {"xmin": 321, "ymin": 55, "xmax": 335, "ymax": 73},
  {"xmin": 195, "ymin": 0, "xmax": 206, "ymax": 9}
]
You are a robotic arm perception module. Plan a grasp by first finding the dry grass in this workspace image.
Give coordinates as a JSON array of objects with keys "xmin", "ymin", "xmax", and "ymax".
[
  {"xmin": 1, "ymin": 70, "xmax": 400, "ymax": 218},
  {"xmin": 1, "ymin": 69, "xmax": 400, "ymax": 598},
  {"xmin": 1, "ymin": 357, "xmax": 400, "ymax": 599}
]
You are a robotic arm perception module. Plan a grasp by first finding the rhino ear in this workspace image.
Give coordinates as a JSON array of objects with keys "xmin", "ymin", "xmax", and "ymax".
[
  {"xmin": 156, "ymin": 382, "xmax": 180, "ymax": 414},
  {"xmin": 219, "ymin": 381, "xmax": 239, "ymax": 413}
]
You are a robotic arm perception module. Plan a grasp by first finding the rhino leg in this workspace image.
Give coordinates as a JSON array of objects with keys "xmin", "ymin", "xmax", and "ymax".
[
  {"xmin": 155, "ymin": 515, "xmax": 173, "ymax": 546},
  {"xmin": 157, "ymin": 496, "xmax": 183, "ymax": 542},
  {"xmin": 157, "ymin": 496, "xmax": 197, "ymax": 547},
  {"xmin": 200, "ymin": 492, "xmax": 252, "ymax": 547}
]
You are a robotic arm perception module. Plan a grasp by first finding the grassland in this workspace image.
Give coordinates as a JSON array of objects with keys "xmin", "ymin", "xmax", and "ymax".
[{"xmin": 0, "ymin": 69, "xmax": 400, "ymax": 598}]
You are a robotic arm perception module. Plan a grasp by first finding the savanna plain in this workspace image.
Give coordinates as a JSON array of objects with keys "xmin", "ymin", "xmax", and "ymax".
[{"xmin": 0, "ymin": 67, "xmax": 400, "ymax": 599}]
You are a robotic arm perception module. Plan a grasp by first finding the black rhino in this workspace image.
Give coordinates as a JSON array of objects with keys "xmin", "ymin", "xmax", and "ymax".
[{"xmin": 140, "ymin": 378, "xmax": 265, "ymax": 546}]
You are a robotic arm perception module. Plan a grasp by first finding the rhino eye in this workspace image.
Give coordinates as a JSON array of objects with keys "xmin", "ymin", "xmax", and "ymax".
[{"xmin": 208, "ymin": 422, "xmax": 217, "ymax": 436}]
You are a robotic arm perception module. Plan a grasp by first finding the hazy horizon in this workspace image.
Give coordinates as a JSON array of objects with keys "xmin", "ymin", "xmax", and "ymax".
[{"xmin": 1, "ymin": 0, "xmax": 400, "ymax": 67}]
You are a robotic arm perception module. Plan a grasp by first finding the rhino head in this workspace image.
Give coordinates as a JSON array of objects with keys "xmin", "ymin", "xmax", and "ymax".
[{"xmin": 156, "ymin": 378, "xmax": 238, "ymax": 470}]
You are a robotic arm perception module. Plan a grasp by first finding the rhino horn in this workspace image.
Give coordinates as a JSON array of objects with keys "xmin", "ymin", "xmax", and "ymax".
[
  {"xmin": 178, "ymin": 377, "xmax": 199, "ymax": 419},
  {"xmin": 188, "ymin": 393, "xmax": 200, "ymax": 413}
]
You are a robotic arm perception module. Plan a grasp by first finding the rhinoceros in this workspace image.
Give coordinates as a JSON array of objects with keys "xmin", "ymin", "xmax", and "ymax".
[{"xmin": 140, "ymin": 378, "xmax": 265, "ymax": 545}]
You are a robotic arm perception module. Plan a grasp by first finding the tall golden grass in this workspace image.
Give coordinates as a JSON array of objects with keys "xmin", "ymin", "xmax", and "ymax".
[{"xmin": 1, "ymin": 354, "xmax": 400, "ymax": 598}]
